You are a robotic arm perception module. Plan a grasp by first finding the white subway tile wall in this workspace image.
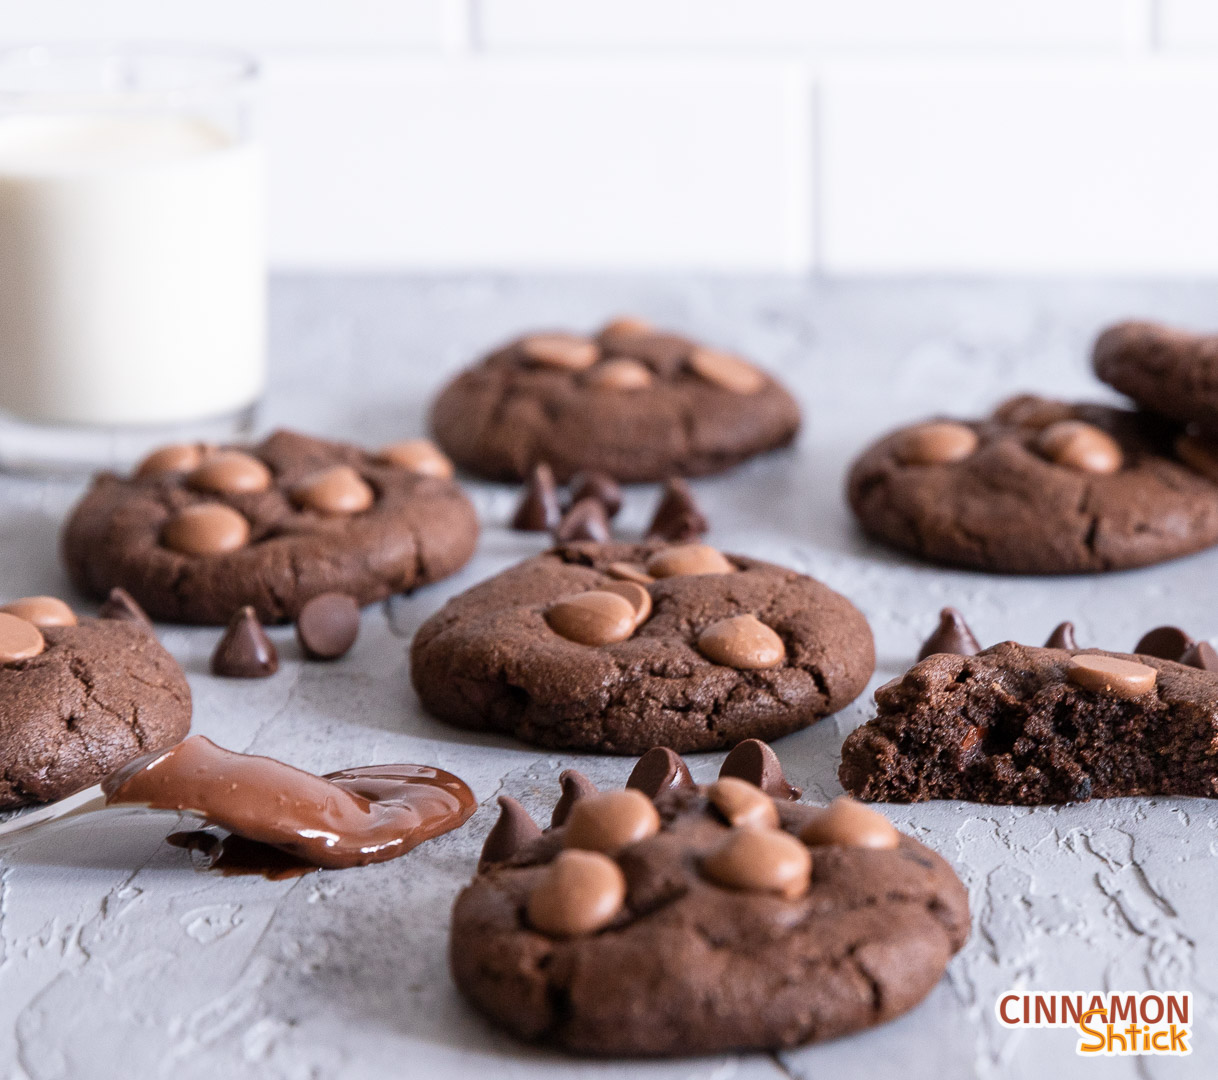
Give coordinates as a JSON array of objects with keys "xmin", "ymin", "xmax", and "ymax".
[{"xmin": 8, "ymin": 0, "xmax": 1218, "ymax": 273}]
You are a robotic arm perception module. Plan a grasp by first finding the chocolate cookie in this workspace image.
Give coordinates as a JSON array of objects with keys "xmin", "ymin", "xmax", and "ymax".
[
  {"xmin": 1093, "ymin": 320, "xmax": 1218, "ymax": 432},
  {"xmin": 840, "ymin": 641, "xmax": 1218, "ymax": 804},
  {"xmin": 450, "ymin": 743, "xmax": 970, "ymax": 1055},
  {"xmin": 62, "ymin": 431, "xmax": 479, "ymax": 624},
  {"xmin": 410, "ymin": 541, "xmax": 874, "ymax": 754},
  {"xmin": 0, "ymin": 600, "xmax": 190, "ymax": 809},
  {"xmin": 429, "ymin": 318, "xmax": 801, "ymax": 482},
  {"xmin": 846, "ymin": 396, "xmax": 1218, "ymax": 574}
]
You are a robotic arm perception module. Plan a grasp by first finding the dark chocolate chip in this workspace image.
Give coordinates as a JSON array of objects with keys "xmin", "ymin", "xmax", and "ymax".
[
  {"xmin": 626, "ymin": 747, "xmax": 695, "ymax": 799},
  {"xmin": 98, "ymin": 586, "xmax": 153, "ymax": 628},
  {"xmin": 211, "ymin": 606, "xmax": 279, "ymax": 678},
  {"xmin": 296, "ymin": 592, "xmax": 360, "ymax": 660},
  {"xmin": 1181, "ymin": 640, "xmax": 1218, "ymax": 673},
  {"xmin": 478, "ymin": 796, "xmax": 542, "ymax": 869},
  {"xmin": 568, "ymin": 471, "xmax": 623, "ymax": 519},
  {"xmin": 554, "ymin": 497, "xmax": 611, "ymax": 543},
  {"xmin": 551, "ymin": 769, "xmax": 598, "ymax": 827},
  {"xmin": 1044, "ymin": 621, "xmax": 1078, "ymax": 650},
  {"xmin": 511, "ymin": 463, "xmax": 561, "ymax": 532},
  {"xmin": 646, "ymin": 478, "xmax": 709, "ymax": 542},
  {"xmin": 719, "ymin": 739, "xmax": 801, "ymax": 800},
  {"xmin": 1134, "ymin": 626, "xmax": 1194, "ymax": 662},
  {"xmin": 917, "ymin": 607, "xmax": 981, "ymax": 661}
]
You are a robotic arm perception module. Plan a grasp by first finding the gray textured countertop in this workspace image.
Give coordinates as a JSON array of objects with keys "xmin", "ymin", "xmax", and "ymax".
[{"xmin": 2, "ymin": 275, "xmax": 1217, "ymax": 1080}]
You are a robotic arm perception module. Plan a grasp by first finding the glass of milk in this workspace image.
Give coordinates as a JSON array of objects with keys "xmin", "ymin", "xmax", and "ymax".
[{"xmin": 0, "ymin": 45, "xmax": 264, "ymax": 471}]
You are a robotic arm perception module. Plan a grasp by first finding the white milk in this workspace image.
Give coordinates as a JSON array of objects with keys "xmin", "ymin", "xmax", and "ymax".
[{"xmin": 0, "ymin": 113, "xmax": 264, "ymax": 426}]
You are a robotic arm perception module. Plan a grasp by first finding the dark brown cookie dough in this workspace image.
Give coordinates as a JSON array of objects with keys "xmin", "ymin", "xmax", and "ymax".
[
  {"xmin": 450, "ymin": 747, "xmax": 970, "ymax": 1056},
  {"xmin": 0, "ymin": 616, "xmax": 190, "ymax": 809},
  {"xmin": 846, "ymin": 396, "xmax": 1218, "ymax": 574},
  {"xmin": 1094, "ymin": 320, "xmax": 1218, "ymax": 432},
  {"xmin": 429, "ymin": 319, "xmax": 801, "ymax": 482},
  {"xmin": 62, "ymin": 430, "xmax": 479, "ymax": 625},
  {"xmin": 410, "ymin": 541, "xmax": 875, "ymax": 754},
  {"xmin": 840, "ymin": 641, "xmax": 1218, "ymax": 804}
]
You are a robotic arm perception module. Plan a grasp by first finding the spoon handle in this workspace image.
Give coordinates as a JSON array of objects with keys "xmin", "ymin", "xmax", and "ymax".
[{"xmin": 0, "ymin": 784, "xmax": 108, "ymax": 841}]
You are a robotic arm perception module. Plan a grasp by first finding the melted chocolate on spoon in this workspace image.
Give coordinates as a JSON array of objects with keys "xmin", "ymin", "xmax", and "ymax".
[{"xmin": 103, "ymin": 736, "xmax": 475, "ymax": 872}]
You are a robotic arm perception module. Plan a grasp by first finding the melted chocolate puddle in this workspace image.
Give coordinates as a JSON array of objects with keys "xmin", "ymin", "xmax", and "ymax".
[{"xmin": 167, "ymin": 830, "xmax": 316, "ymax": 880}]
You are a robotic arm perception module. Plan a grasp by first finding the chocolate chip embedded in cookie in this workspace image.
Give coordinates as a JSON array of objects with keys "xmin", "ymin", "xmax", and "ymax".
[
  {"xmin": 62, "ymin": 429, "xmax": 479, "ymax": 625},
  {"xmin": 410, "ymin": 541, "xmax": 874, "ymax": 754},
  {"xmin": 847, "ymin": 397, "xmax": 1218, "ymax": 573},
  {"xmin": 840, "ymin": 641, "xmax": 1218, "ymax": 804},
  {"xmin": 452, "ymin": 743, "xmax": 969, "ymax": 1055},
  {"xmin": 0, "ymin": 602, "xmax": 190, "ymax": 808},
  {"xmin": 429, "ymin": 319, "xmax": 801, "ymax": 482}
]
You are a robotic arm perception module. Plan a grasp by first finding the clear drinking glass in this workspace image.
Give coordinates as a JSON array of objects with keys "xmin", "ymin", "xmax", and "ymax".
[{"xmin": 0, "ymin": 44, "xmax": 265, "ymax": 472}]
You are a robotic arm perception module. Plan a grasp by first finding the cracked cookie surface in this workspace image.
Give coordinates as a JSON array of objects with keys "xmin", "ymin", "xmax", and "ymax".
[
  {"xmin": 429, "ymin": 323, "xmax": 801, "ymax": 482},
  {"xmin": 62, "ymin": 430, "xmax": 479, "ymax": 625},
  {"xmin": 840, "ymin": 641, "xmax": 1218, "ymax": 804},
  {"xmin": 846, "ymin": 397, "xmax": 1218, "ymax": 574},
  {"xmin": 410, "ymin": 541, "xmax": 874, "ymax": 754},
  {"xmin": 0, "ymin": 618, "xmax": 190, "ymax": 809}
]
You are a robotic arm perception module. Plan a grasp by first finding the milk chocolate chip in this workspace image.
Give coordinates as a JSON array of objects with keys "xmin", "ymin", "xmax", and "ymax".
[
  {"xmin": 646, "ymin": 478, "xmax": 709, "ymax": 542},
  {"xmin": 526, "ymin": 849, "xmax": 627, "ymax": 937},
  {"xmin": 701, "ymin": 826, "xmax": 811, "ymax": 899},
  {"xmin": 479, "ymin": 796, "xmax": 543, "ymax": 869},
  {"xmin": 521, "ymin": 333, "xmax": 599, "ymax": 371},
  {"xmin": 98, "ymin": 587, "xmax": 152, "ymax": 627},
  {"xmin": 511, "ymin": 462, "xmax": 561, "ymax": 531},
  {"xmin": 375, "ymin": 438, "xmax": 455, "ymax": 479},
  {"xmin": 586, "ymin": 358, "xmax": 653, "ymax": 390},
  {"xmin": 135, "ymin": 442, "xmax": 208, "ymax": 478},
  {"xmin": 0, "ymin": 596, "xmax": 76, "ymax": 628},
  {"xmin": 1044, "ymin": 621, "xmax": 1078, "ymax": 650},
  {"xmin": 719, "ymin": 739, "xmax": 801, "ymax": 800},
  {"xmin": 992, "ymin": 395, "xmax": 1075, "ymax": 429},
  {"xmin": 0, "ymin": 612, "xmax": 44, "ymax": 664},
  {"xmin": 626, "ymin": 747, "xmax": 695, "ymax": 799},
  {"xmin": 896, "ymin": 422, "xmax": 979, "ymax": 466},
  {"xmin": 697, "ymin": 614, "xmax": 785, "ymax": 670},
  {"xmin": 600, "ymin": 315, "xmax": 654, "ymax": 338},
  {"xmin": 706, "ymin": 778, "xmax": 779, "ymax": 829},
  {"xmin": 187, "ymin": 450, "xmax": 272, "ymax": 495},
  {"xmin": 800, "ymin": 796, "xmax": 899, "ymax": 850},
  {"xmin": 569, "ymin": 472, "xmax": 623, "ymax": 519},
  {"xmin": 1135, "ymin": 625, "xmax": 1193, "ymax": 661},
  {"xmin": 687, "ymin": 346, "xmax": 765, "ymax": 395},
  {"xmin": 562, "ymin": 788, "xmax": 661, "ymax": 855},
  {"xmin": 296, "ymin": 592, "xmax": 360, "ymax": 660},
  {"xmin": 1036, "ymin": 421, "xmax": 1123, "ymax": 474},
  {"xmin": 918, "ymin": 607, "xmax": 981, "ymax": 660},
  {"xmin": 1067, "ymin": 654, "xmax": 1157, "ymax": 698},
  {"xmin": 552, "ymin": 770, "xmax": 597, "ymax": 827},
  {"xmin": 211, "ymin": 606, "xmax": 278, "ymax": 678},
  {"xmin": 645, "ymin": 543, "xmax": 734, "ymax": 578},
  {"xmin": 1181, "ymin": 641, "xmax": 1218, "ymax": 673},
  {"xmin": 291, "ymin": 465, "xmax": 375, "ymax": 515},
  {"xmin": 546, "ymin": 590, "xmax": 636, "ymax": 646},
  {"xmin": 601, "ymin": 580, "xmax": 651, "ymax": 628},
  {"xmin": 162, "ymin": 504, "xmax": 250, "ymax": 556},
  {"xmin": 554, "ymin": 497, "xmax": 611, "ymax": 543},
  {"xmin": 1175, "ymin": 433, "xmax": 1218, "ymax": 483},
  {"xmin": 606, "ymin": 561, "xmax": 654, "ymax": 586}
]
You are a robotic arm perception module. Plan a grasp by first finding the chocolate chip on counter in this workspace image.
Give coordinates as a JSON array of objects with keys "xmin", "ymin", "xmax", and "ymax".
[
  {"xmin": 134, "ymin": 442, "xmax": 209, "ymax": 479},
  {"xmin": 645, "ymin": 543, "xmax": 734, "ymax": 578},
  {"xmin": 161, "ymin": 503, "xmax": 251, "ymax": 556},
  {"xmin": 701, "ymin": 826, "xmax": 811, "ymax": 899},
  {"xmin": 1135, "ymin": 625, "xmax": 1194, "ymax": 661},
  {"xmin": 526, "ymin": 849, "xmax": 627, "ymax": 937},
  {"xmin": 478, "ymin": 796, "xmax": 543, "ymax": 870},
  {"xmin": 1181, "ymin": 640, "xmax": 1218, "ymax": 673},
  {"xmin": 1175, "ymin": 433, "xmax": 1218, "ymax": 484},
  {"xmin": 646, "ymin": 478, "xmax": 709, "ymax": 542},
  {"xmin": 697, "ymin": 614, "xmax": 785, "ymax": 670},
  {"xmin": 626, "ymin": 747, "xmax": 695, "ymax": 799},
  {"xmin": 98, "ymin": 587, "xmax": 153, "ymax": 627},
  {"xmin": 585, "ymin": 357, "xmax": 653, "ymax": 391},
  {"xmin": 1067, "ymin": 654, "xmax": 1157, "ymax": 698},
  {"xmin": 895, "ymin": 421, "xmax": 979, "ymax": 466},
  {"xmin": 601, "ymin": 580, "xmax": 651, "ymax": 628},
  {"xmin": 800, "ymin": 796, "xmax": 900, "ymax": 850},
  {"xmin": 551, "ymin": 770, "xmax": 597, "ymax": 827},
  {"xmin": 706, "ymin": 778, "xmax": 779, "ymax": 830},
  {"xmin": 211, "ymin": 606, "xmax": 278, "ymax": 678},
  {"xmin": 546, "ymin": 590, "xmax": 637, "ymax": 647},
  {"xmin": 606, "ymin": 561, "xmax": 654, "ymax": 585},
  {"xmin": 291, "ymin": 465, "xmax": 375, "ymax": 515},
  {"xmin": 0, "ymin": 596, "xmax": 76, "ymax": 628},
  {"xmin": 562, "ymin": 789, "xmax": 661, "ymax": 855},
  {"xmin": 0, "ymin": 612, "xmax": 44, "ymax": 665},
  {"xmin": 296, "ymin": 592, "xmax": 360, "ymax": 660},
  {"xmin": 521, "ymin": 333, "xmax": 599, "ymax": 371},
  {"xmin": 511, "ymin": 462, "xmax": 561, "ymax": 531},
  {"xmin": 1044, "ymin": 621, "xmax": 1078, "ymax": 650},
  {"xmin": 187, "ymin": 449, "xmax": 272, "ymax": 495},
  {"xmin": 1036, "ymin": 420, "xmax": 1123, "ymax": 474},
  {"xmin": 553, "ymin": 497, "xmax": 611, "ymax": 543},
  {"xmin": 719, "ymin": 738, "xmax": 802, "ymax": 800},
  {"xmin": 568, "ymin": 471, "xmax": 623, "ymax": 518},
  {"xmin": 917, "ymin": 607, "xmax": 981, "ymax": 661},
  {"xmin": 375, "ymin": 438, "xmax": 455, "ymax": 479},
  {"xmin": 686, "ymin": 346, "xmax": 765, "ymax": 395}
]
